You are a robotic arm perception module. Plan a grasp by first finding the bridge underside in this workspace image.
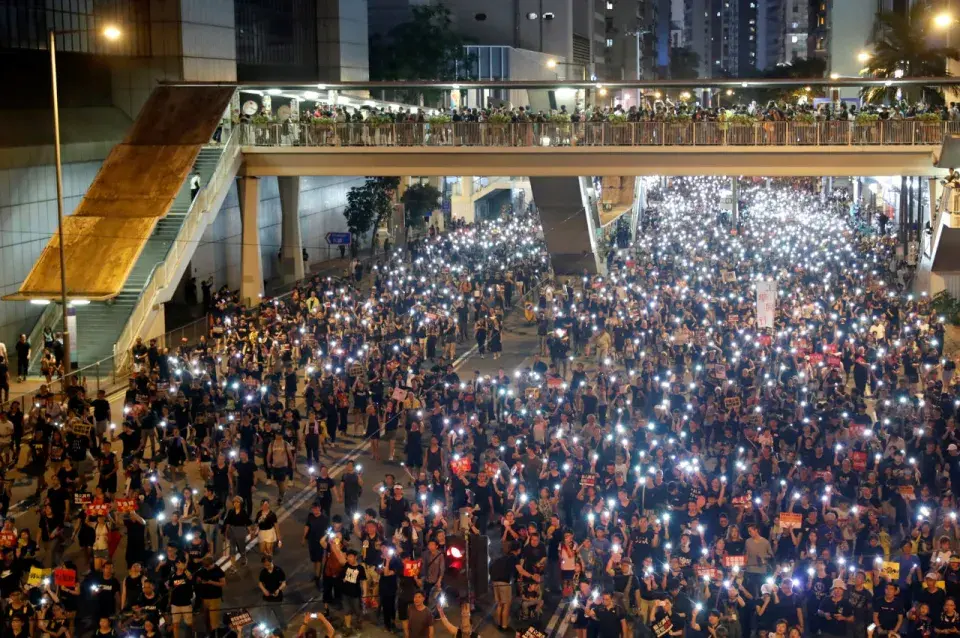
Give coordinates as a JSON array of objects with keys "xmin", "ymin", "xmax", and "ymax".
[
  {"xmin": 528, "ymin": 177, "xmax": 602, "ymax": 276},
  {"xmin": 240, "ymin": 146, "xmax": 943, "ymax": 178}
]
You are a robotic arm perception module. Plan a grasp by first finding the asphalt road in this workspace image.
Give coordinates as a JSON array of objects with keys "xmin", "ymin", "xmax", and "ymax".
[{"xmin": 3, "ymin": 296, "xmax": 571, "ymax": 637}]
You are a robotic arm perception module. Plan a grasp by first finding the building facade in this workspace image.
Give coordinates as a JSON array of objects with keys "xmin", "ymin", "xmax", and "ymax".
[{"xmin": 0, "ymin": 0, "xmax": 369, "ymax": 352}]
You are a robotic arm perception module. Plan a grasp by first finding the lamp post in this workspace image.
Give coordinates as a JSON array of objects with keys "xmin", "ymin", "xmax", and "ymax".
[
  {"xmin": 546, "ymin": 58, "xmax": 587, "ymax": 80},
  {"xmin": 49, "ymin": 24, "xmax": 121, "ymax": 375}
]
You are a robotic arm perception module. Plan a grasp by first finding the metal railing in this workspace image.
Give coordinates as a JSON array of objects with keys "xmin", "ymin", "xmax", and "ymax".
[
  {"xmin": 113, "ymin": 129, "xmax": 242, "ymax": 374},
  {"xmin": 2, "ymin": 315, "xmax": 212, "ymax": 411},
  {"xmin": 240, "ymin": 120, "xmax": 960, "ymax": 149}
]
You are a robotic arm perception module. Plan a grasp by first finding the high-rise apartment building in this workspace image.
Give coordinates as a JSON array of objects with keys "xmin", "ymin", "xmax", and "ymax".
[
  {"xmin": 757, "ymin": 0, "xmax": 808, "ymax": 69},
  {"xmin": 683, "ymin": 0, "xmax": 758, "ymax": 78}
]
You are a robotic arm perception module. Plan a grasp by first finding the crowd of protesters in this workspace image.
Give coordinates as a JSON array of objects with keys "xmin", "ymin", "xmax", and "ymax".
[{"xmin": 0, "ymin": 174, "xmax": 956, "ymax": 638}]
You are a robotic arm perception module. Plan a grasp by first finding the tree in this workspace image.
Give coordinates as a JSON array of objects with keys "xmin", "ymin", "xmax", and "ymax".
[
  {"xmin": 669, "ymin": 47, "xmax": 700, "ymax": 80},
  {"xmin": 862, "ymin": 1, "xmax": 959, "ymax": 104},
  {"xmin": 401, "ymin": 182, "xmax": 441, "ymax": 232},
  {"xmin": 343, "ymin": 178, "xmax": 395, "ymax": 251},
  {"xmin": 369, "ymin": 5, "xmax": 475, "ymax": 104},
  {"xmin": 747, "ymin": 57, "xmax": 828, "ymax": 104}
]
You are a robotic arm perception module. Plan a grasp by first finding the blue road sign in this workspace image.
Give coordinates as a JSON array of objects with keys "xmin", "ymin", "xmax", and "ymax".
[{"xmin": 325, "ymin": 232, "xmax": 352, "ymax": 245}]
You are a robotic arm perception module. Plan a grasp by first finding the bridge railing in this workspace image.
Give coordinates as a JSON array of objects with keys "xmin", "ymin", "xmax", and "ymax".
[{"xmin": 240, "ymin": 120, "xmax": 960, "ymax": 149}]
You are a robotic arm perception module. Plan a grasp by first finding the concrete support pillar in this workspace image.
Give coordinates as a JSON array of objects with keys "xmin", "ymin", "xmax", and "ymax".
[
  {"xmin": 237, "ymin": 176, "xmax": 263, "ymax": 306},
  {"xmin": 278, "ymin": 176, "xmax": 305, "ymax": 284},
  {"xmin": 530, "ymin": 177, "xmax": 602, "ymax": 275}
]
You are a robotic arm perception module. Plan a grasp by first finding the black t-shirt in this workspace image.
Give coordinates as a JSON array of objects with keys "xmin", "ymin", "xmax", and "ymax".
[
  {"xmin": 489, "ymin": 553, "xmax": 520, "ymax": 583},
  {"xmin": 593, "ymin": 604, "xmax": 625, "ymax": 635},
  {"xmin": 875, "ymin": 597, "xmax": 904, "ymax": 630},
  {"xmin": 195, "ymin": 565, "xmax": 225, "ymax": 600},
  {"xmin": 380, "ymin": 556, "xmax": 403, "ymax": 595},
  {"xmin": 341, "ymin": 563, "xmax": 366, "ymax": 598},
  {"xmin": 168, "ymin": 570, "xmax": 194, "ymax": 607},
  {"xmin": 315, "ymin": 477, "xmax": 336, "ymax": 503},
  {"xmin": 233, "ymin": 461, "xmax": 257, "ymax": 490},
  {"xmin": 95, "ymin": 576, "xmax": 121, "ymax": 615},
  {"xmin": 259, "ymin": 566, "xmax": 286, "ymax": 602},
  {"xmin": 521, "ymin": 542, "xmax": 547, "ymax": 572},
  {"xmin": 92, "ymin": 399, "xmax": 111, "ymax": 422}
]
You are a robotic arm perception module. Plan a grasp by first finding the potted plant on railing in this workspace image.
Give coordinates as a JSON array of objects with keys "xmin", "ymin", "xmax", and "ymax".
[
  {"xmin": 485, "ymin": 112, "xmax": 512, "ymax": 145},
  {"xmin": 853, "ymin": 112, "xmax": 880, "ymax": 144},
  {"xmin": 791, "ymin": 112, "xmax": 817, "ymax": 144},
  {"xmin": 662, "ymin": 112, "xmax": 692, "ymax": 143},
  {"xmin": 310, "ymin": 116, "xmax": 337, "ymax": 145},
  {"xmin": 721, "ymin": 113, "xmax": 757, "ymax": 145},
  {"xmin": 604, "ymin": 112, "xmax": 629, "ymax": 145},
  {"xmin": 427, "ymin": 114, "xmax": 452, "ymax": 145},
  {"xmin": 916, "ymin": 111, "xmax": 944, "ymax": 144}
]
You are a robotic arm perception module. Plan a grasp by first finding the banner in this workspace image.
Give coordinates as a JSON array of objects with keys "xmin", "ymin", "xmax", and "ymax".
[
  {"xmin": 881, "ymin": 561, "xmax": 900, "ymax": 581},
  {"xmin": 0, "ymin": 531, "xmax": 16, "ymax": 548},
  {"xmin": 756, "ymin": 280, "xmax": 777, "ymax": 329},
  {"xmin": 779, "ymin": 513, "xmax": 802, "ymax": 530},
  {"xmin": 115, "ymin": 498, "xmax": 138, "ymax": 513},
  {"xmin": 54, "ymin": 568, "xmax": 76, "ymax": 588},
  {"xmin": 851, "ymin": 451, "xmax": 867, "ymax": 472},
  {"xmin": 723, "ymin": 555, "xmax": 746, "ymax": 568},
  {"xmin": 86, "ymin": 503, "xmax": 110, "ymax": 517},
  {"xmin": 27, "ymin": 567, "xmax": 51, "ymax": 587}
]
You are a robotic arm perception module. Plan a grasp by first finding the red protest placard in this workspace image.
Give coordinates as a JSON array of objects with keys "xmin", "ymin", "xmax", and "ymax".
[
  {"xmin": 827, "ymin": 356, "xmax": 842, "ymax": 368},
  {"xmin": 0, "ymin": 531, "xmax": 15, "ymax": 548},
  {"xmin": 808, "ymin": 353, "xmax": 823, "ymax": 365},
  {"xmin": 723, "ymin": 555, "xmax": 746, "ymax": 568},
  {"xmin": 114, "ymin": 498, "xmax": 137, "ymax": 513},
  {"xmin": 403, "ymin": 559, "xmax": 421, "ymax": 578},
  {"xmin": 450, "ymin": 457, "xmax": 471, "ymax": 475},
  {"xmin": 851, "ymin": 451, "xmax": 867, "ymax": 472},
  {"xmin": 86, "ymin": 503, "xmax": 110, "ymax": 517},
  {"xmin": 54, "ymin": 568, "xmax": 76, "ymax": 588},
  {"xmin": 759, "ymin": 335, "xmax": 772, "ymax": 347},
  {"xmin": 778, "ymin": 513, "xmax": 802, "ymax": 530},
  {"xmin": 547, "ymin": 377, "xmax": 564, "ymax": 389}
]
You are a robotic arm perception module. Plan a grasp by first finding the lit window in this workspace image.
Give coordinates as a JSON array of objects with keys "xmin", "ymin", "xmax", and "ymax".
[
  {"xmin": 791, "ymin": 35, "xmax": 798, "ymax": 43},
  {"xmin": 607, "ymin": 1, "xmax": 614, "ymax": 8},
  {"xmin": 606, "ymin": 38, "xmax": 614, "ymax": 47}
]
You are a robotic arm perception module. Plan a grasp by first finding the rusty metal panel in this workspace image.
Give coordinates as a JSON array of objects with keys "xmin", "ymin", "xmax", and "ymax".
[
  {"xmin": 15, "ymin": 217, "xmax": 158, "ymax": 299},
  {"xmin": 123, "ymin": 86, "xmax": 235, "ymax": 146},
  {"xmin": 74, "ymin": 144, "xmax": 199, "ymax": 218}
]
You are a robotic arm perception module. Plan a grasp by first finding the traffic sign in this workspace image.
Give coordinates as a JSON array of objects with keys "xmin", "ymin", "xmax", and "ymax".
[{"xmin": 325, "ymin": 232, "xmax": 352, "ymax": 245}]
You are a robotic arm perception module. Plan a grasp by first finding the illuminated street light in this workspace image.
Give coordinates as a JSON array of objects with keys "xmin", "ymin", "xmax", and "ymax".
[
  {"xmin": 934, "ymin": 12, "xmax": 955, "ymax": 29},
  {"xmin": 857, "ymin": 51, "xmax": 871, "ymax": 63}
]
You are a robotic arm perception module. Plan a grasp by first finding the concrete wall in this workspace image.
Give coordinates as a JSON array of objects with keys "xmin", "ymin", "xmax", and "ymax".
[
  {"xmin": 0, "ymin": 161, "xmax": 100, "ymax": 350},
  {"xmin": 190, "ymin": 175, "xmax": 365, "ymax": 291},
  {"xmin": 318, "ymin": 0, "xmax": 372, "ymax": 81}
]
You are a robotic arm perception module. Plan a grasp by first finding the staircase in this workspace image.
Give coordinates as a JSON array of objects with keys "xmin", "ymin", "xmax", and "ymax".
[{"xmin": 72, "ymin": 145, "xmax": 226, "ymax": 368}]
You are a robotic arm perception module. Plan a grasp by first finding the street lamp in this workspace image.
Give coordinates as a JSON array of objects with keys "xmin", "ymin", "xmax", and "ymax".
[
  {"xmin": 857, "ymin": 51, "xmax": 871, "ymax": 64},
  {"xmin": 49, "ymin": 24, "xmax": 121, "ymax": 374},
  {"xmin": 934, "ymin": 12, "xmax": 955, "ymax": 29},
  {"xmin": 545, "ymin": 58, "xmax": 587, "ymax": 80}
]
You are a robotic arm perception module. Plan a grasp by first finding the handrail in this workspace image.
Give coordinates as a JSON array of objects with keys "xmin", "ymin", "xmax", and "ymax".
[
  {"xmin": 24, "ymin": 302, "xmax": 62, "ymax": 372},
  {"xmin": 113, "ymin": 130, "xmax": 242, "ymax": 374},
  {"xmin": 239, "ymin": 120, "xmax": 960, "ymax": 149}
]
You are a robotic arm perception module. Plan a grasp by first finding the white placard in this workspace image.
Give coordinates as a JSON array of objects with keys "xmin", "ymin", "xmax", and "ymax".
[{"xmin": 756, "ymin": 280, "xmax": 777, "ymax": 329}]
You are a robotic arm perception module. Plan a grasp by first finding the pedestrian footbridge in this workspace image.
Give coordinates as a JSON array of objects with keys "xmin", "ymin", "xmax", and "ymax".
[
  {"xmin": 5, "ymin": 84, "xmax": 953, "ymax": 375},
  {"xmin": 239, "ymin": 120, "xmax": 947, "ymax": 178}
]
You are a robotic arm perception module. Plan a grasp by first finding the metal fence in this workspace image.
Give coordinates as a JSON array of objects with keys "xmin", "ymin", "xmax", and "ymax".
[
  {"xmin": 240, "ymin": 120, "xmax": 960, "ymax": 149},
  {"xmin": 2, "ymin": 316, "xmax": 212, "ymax": 411}
]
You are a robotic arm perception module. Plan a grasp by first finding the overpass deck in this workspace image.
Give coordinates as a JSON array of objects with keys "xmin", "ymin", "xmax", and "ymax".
[{"xmin": 238, "ymin": 121, "xmax": 951, "ymax": 177}]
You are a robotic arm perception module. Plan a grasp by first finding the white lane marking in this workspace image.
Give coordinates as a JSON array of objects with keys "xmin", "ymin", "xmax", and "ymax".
[{"xmin": 215, "ymin": 343, "xmax": 480, "ymax": 571}]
